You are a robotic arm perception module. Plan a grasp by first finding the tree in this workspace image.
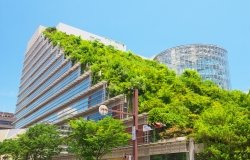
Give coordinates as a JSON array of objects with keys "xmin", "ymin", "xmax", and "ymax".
[
  {"xmin": 20, "ymin": 123, "xmax": 62, "ymax": 160},
  {"xmin": 0, "ymin": 124, "xmax": 62, "ymax": 160},
  {"xmin": 68, "ymin": 117, "xmax": 131, "ymax": 160},
  {"xmin": 148, "ymin": 104, "xmax": 194, "ymax": 140},
  {"xmin": 0, "ymin": 138, "xmax": 22, "ymax": 160},
  {"xmin": 194, "ymin": 104, "xmax": 250, "ymax": 160}
]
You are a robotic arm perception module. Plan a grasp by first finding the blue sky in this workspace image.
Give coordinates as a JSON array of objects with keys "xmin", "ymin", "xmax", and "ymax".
[{"xmin": 0, "ymin": 0, "xmax": 250, "ymax": 113}]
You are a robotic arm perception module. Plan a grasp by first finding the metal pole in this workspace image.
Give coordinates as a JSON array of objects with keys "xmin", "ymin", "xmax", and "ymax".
[{"xmin": 133, "ymin": 89, "xmax": 138, "ymax": 160}]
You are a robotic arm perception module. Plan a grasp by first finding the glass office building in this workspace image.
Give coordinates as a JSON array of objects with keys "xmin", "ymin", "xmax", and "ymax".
[
  {"xmin": 154, "ymin": 44, "xmax": 230, "ymax": 89},
  {"xmin": 14, "ymin": 23, "xmax": 126, "ymax": 128}
]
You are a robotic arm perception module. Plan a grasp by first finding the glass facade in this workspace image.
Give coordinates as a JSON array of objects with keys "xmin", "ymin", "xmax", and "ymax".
[
  {"xmin": 14, "ymin": 31, "xmax": 109, "ymax": 128},
  {"xmin": 154, "ymin": 44, "xmax": 230, "ymax": 89}
]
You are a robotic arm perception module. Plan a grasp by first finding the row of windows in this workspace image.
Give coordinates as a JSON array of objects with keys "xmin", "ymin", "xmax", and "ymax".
[
  {"xmin": 164, "ymin": 60, "xmax": 227, "ymax": 68},
  {"xmin": 198, "ymin": 68, "xmax": 227, "ymax": 75},
  {"xmin": 16, "ymin": 67, "xmax": 80, "ymax": 119},
  {"xmin": 24, "ymin": 36, "xmax": 41, "ymax": 60},
  {"xmin": 171, "ymin": 64, "xmax": 229, "ymax": 89},
  {"xmin": 160, "ymin": 54, "xmax": 226, "ymax": 64},
  {"xmin": 177, "ymin": 63, "xmax": 227, "ymax": 70},
  {"xmin": 15, "ymin": 78, "xmax": 91, "ymax": 128},
  {"xmin": 18, "ymin": 56, "xmax": 66, "ymax": 106},
  {"xmin": 27, "ymin": 62, "xmax": 72, "ymax": 100},
  {"xmin": 0, "ymin": 114, "xmax": 13, "ymax": 118},
  {"xmin": 159, "ymin": 57, "xmax": 228, "ymax": 74},
  {"xmin": 22, "ymin": 36, "xmax": 44, "ymax": 73},
  {"xmin": 20, "ymin": 45, "xmax": 54, "ymax": 90},
  {"xmin": 88, "ymin": 89, "xmax": 105, "ymax": 107},
  {"xmin": 21, "ymin": 39, "xmax": 48, "ymax": 82},
  {"xmin": 17, "ymin": 55, "xmax": 65, "ymax": 107},
  {"xmin": 20, "ymin": 62, "xmax": 73, "ymax": 110},
  {"xmin": 202, "ymin": 75, "xmax": 228, "ymax": 82},
  {"xmin": 40, "ymin": 89, "xmax": 105, "ymax": 124},
  {"xmin": 174, "ymin": 46, "xmax": 226, "ymax": 54},
  {"xmin": 175, "ymin": 65, "xmax": 228, "ymax": 77},
  {"xmin": 160, "ymin": 49, "xmax": 226, "ymax": 60},
  {"xmin": 85, "ymin": 90, "xmax": 107, "ymax": 121},
  {"xmin": 40, "ymin": 98, "xmax": 88, "ymax": 124},
  {"xmin": 0, "ymin": 120, "xmax": 12, "ymax": 125},
  {"xmin": 19, "ymin": 47, "xmax": 56, "ymax": 95},
  {"xmin": 86, "ymin": 90, "xmax": 108, "ymax": 121}
]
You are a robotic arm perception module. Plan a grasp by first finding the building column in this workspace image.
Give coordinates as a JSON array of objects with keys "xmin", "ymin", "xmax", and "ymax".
[{"xmin": 188, "ymin": 138, "xmax": 195, "ymax": 160}]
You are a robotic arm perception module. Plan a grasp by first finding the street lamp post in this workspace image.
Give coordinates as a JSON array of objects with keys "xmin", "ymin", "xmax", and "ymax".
[
  {"xmin": 99, "ymin": 89, "xmax": 139, "ymax": 160},
  {"xmin": 132, "ymin": 89, "xmax": 138, "ymax": 160}
]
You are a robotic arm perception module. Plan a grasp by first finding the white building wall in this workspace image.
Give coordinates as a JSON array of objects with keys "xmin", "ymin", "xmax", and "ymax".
[
  {"xmin": 56, "ymin": 23, "xmax": 126, "ymax": 51},
  {"xmin": 25, "ymin": 23, "xmax": 127, "ymax": 56}
]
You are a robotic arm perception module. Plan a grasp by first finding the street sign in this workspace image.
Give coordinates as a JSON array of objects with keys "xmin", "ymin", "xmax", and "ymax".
[{"xmin": 132, "ymin": 126, "xmax": 136, "ymax": 140}]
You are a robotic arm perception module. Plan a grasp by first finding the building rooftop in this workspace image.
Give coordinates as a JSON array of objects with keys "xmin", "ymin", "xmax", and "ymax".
[
  {"xmin": 26, "ymin": 23, "xmax": 126, "ymax": 52},
  {"xmin": 0, "ymin": 112, "xmax": 15, "ymax": 129}
]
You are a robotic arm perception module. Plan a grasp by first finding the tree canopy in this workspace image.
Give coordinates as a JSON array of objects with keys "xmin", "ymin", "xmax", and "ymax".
[
  {"xmin": 194, "ymin": 103, "xmax": 250, "ymax": 160},
  {"xmin": 0, "ymin": 138, "xmax": 22, "ymax": 160},
  {"xmin": 0, "ymin": 123, "xmax": 62, "ymax": 160},
  {"xmin": 68, "ymin": 117, "xmax": 131, "ymax": 160}
]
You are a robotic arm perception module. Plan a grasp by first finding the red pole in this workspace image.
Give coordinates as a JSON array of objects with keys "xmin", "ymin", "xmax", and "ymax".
[{"xmin": 133, "ymin": 89, "xmax": 138, "ymax": 160}]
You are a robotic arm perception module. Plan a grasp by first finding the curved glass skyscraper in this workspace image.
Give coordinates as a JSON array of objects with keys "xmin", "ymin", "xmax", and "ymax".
[{"xmin": 154, "ymin": 44, "xmax": 230, "ymax": 89}]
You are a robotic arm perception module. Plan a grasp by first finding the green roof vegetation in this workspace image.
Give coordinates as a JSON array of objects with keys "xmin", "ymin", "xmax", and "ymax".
[{"xmin": 43, "ymin": 28, "xmax": 250, "ymax": 159}]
